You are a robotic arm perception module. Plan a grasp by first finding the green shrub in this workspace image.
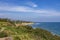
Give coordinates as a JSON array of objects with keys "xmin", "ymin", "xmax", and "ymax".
[
  {"xmin": 14, "ymin": 36, "xmax": 21, "ymax": 40},
  {"xmin": 0, "ymin": 32, "xmax": 8, "ymax": 38}
]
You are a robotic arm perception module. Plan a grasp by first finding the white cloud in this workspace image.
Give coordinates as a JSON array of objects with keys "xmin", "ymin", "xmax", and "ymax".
[
  {"xmin": 0, "ymin": 5, "xmax": 60, "ymax": 16},
  {"xmin": 26, "ymin": 2, "xmax": 38, "ymax": 7},
  {"xmin": 33, "ymin": 4, "xmax": 37, "ymax": 7}
]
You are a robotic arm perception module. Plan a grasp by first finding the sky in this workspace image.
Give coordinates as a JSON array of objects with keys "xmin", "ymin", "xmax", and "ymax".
[{"xmin": 0, "ymin": 0, "xmax": 60, "ymax": 22}]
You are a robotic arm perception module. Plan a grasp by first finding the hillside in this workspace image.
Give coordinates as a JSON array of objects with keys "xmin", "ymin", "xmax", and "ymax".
[{"xmin": 0, "ymin": 18, "xmax": 60, "ymax": 40}]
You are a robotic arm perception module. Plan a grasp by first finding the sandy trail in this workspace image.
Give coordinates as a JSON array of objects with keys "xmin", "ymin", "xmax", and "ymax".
[{"xmin": 0, "ymin": 37, "xmax": 13, "ymax": 40}]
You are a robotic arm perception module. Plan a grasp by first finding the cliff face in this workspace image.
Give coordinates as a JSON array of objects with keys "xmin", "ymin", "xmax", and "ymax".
[
  {"xmin": 15, "ymin": 23, "xmax": 33, "ymax": 27},
  {"xmin": 0, "ymin": 18, "xmax": 60, "ymax": 40}
]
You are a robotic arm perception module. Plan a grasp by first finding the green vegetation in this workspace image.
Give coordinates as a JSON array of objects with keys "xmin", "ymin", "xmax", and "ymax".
[{"xmin": 0, "ymin": 18, "xmax": 60, "ymax": 40}]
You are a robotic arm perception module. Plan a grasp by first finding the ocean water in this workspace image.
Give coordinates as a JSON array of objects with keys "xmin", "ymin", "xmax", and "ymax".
[{"xmin": 32, "ymin": 22, "xmax": 60, "ymax": 35}]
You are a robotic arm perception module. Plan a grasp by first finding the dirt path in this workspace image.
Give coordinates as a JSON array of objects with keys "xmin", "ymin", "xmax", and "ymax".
[{"xmin": 0, "ymin": 37, "xmax": 13, "ymax": 40}]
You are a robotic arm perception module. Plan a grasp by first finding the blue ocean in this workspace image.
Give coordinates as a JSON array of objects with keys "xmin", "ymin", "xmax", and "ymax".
[{"xmin": 32, "ymin": 22, "xmax": 60, "ymax": 35}]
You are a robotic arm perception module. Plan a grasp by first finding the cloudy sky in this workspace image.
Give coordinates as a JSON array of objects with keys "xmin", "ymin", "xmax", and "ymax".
[{"xmin": 0, "ymin": 0, "xmax": 60, "ymax": 22}]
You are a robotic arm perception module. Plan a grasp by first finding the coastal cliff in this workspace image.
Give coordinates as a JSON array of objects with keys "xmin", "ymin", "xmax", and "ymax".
[{"xmin": 0, "ymin": 18, "xmax": 60, "ymax": 40}]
